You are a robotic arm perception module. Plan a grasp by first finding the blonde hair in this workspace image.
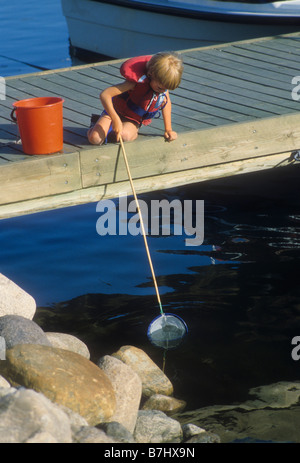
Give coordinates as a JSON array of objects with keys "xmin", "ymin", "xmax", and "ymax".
[{"xmin": 147, "ymin": 52, "xmax": 183, "ymax": 90}]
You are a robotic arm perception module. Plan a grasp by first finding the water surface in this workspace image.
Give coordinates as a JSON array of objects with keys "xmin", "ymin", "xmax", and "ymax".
[{"xmin": 1, "ymin": 0, "xmax": 300, "ymax": 443}]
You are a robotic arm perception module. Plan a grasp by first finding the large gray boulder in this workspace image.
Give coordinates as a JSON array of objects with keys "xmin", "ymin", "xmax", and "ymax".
[
  {"xmin": 98, "ymin": 355, "xmax": 142, "ymax": 433},
  {"xmin": 0, "ymin": 274, "xmax": 36, "ymax": 319},
  {"xmin": 0, "ymin": 387, "xmax": 72, "ymax": 443},
  {"xmin": 0, "ymin": 315, "xmax": 51, "ymax": 349}
]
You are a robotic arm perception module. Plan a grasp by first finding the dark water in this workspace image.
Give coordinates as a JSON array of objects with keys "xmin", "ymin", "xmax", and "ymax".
[
  {"xmin": 1, "ymin": 167, "xmax": 300, "ymax": 414},
  {"xmin": 0, "ymin": 1, "xmax": 71, "ymax": 77},
  {"xmin": 1, "ymin": 0, "xmax": 300, "ymax": 441}
]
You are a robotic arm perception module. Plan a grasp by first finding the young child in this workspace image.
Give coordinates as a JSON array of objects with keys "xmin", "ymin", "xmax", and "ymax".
[{"xmin": 87, "ymin": 52, "xmax": 183, "ymax": 145}]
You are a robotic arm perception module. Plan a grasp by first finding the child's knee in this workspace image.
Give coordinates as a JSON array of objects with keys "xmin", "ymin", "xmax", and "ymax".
[
  {"xmin": 87, "ymin": 128, "xmax": 103, "ymax": 145},
  {"xmin": 121, "ymin": 128, "xmax": 138, "ymax": 142}
]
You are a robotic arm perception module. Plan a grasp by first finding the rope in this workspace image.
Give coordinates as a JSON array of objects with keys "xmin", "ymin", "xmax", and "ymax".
[{"xmin": 119, "ymin": 136, "xmax": 164, "ymax": 315}]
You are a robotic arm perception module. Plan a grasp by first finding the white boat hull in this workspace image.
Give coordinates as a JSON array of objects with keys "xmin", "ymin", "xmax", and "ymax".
[{"xmin": 61, "ymin": 0, "xmax": 300, "ymax": 58}]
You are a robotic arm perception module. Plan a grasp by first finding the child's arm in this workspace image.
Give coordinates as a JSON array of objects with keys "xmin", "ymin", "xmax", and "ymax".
[
  {"xmin": 100, "ymin": 81, "xmax": 135, "ymax": 140},
  {"xmin": 162, "ymin": 92, "xmax": 177, "ymax": 142}
]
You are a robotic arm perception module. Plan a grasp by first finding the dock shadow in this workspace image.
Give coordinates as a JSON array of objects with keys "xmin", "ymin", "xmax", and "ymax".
[{"xmin": 0, "ymin": 123, "xmax": 24, "ymax": 157}]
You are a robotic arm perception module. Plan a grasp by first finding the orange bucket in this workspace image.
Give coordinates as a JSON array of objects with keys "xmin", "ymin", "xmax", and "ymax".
[{"xmin": 11, "ymin": 96, "xmax": 64, "ymax": 155}]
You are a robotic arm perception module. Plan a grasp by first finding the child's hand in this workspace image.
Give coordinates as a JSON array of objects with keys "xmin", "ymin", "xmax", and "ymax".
[
  {"xmin": 164, "ymin": 130, "xmax": 177, "ymax": 142},
  {"xmin": 111, "ymin": 115, "xmax": 123, "ymax": 141}
]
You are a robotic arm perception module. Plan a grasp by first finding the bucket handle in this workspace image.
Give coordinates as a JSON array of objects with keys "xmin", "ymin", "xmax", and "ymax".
[{"xmin": 10, "ymin": 108, "xmax": 17, "ymax": 123}]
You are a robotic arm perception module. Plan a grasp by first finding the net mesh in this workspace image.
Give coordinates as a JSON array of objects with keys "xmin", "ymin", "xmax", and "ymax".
[{"xmin": 147, "ymin": 313, "xmax": 188, "ymax": 349}]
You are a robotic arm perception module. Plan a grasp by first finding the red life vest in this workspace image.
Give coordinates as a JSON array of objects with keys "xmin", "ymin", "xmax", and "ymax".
[{"xmin": 113, "ymin": 55, "xmax": 167, "ymax": 126}]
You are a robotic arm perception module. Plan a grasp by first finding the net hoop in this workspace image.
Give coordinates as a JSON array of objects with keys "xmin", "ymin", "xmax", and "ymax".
[{"xmin": 147, "ymin": 313, "xmax": 188, "ymax": 349}]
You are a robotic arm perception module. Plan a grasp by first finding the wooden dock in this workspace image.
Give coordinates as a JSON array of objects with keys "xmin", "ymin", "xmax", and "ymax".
[{"xmin": 1, "ymin": 32, "xmax": 300, "ymax": 219}]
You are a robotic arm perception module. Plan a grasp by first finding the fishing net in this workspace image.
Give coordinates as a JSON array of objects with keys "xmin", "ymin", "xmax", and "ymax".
[
  {"xmin": 119, "ymin": 138, "xmax": 188, "ymax": 349},
  {"xmin": 147, "ymin": 313, "xmax": 188, "ymax": 349}
]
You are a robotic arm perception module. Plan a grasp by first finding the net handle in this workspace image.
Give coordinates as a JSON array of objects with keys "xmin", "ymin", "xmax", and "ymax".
[{"xmin": 119, "ymin": 136, "xmax": 163, "ymax": 315}]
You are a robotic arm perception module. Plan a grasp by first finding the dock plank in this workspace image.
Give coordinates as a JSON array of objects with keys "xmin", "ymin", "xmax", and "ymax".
[
  {"xmin": 224, "ymin": 45, "xmax": 300, "ymax": 77},
  {"xmin": 182, "ymin": 69, "xmax": 296, "ymax": 114},
  {"xmin": 183, "ymin": 52, "xmax": 297, "ymax": 113},
  {"xmin": 1, "ymin": 32, "xmax": 300, "ymax": 218},
  {"xmin": 184, "ymin": 50, "xmax": 290, "ymax": 88},
  {"xmin": 179, "ymin": 77, "xmax": 279, "ymax": 118},
  {"xmin": 251, "ymin": 36, "xmax": 300, "ymax": 55},
  {"xmin": 0, "ymin": 151, "xmax": 81, "ymax": 204},
  {"xmin": 236, "ymin": 41, "xmax": 300, "ymax": 66},
  {"xmin": 79, "ymin": 112, "xmax": 300, "ymax": 189}
]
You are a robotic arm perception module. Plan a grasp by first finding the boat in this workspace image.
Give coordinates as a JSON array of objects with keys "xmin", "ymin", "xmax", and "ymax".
[{"xmin": 61, "ymin": 0, "xmax": 300, "ymax": 59}]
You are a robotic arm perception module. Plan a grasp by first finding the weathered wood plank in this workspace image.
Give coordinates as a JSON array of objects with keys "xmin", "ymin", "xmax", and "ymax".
[
  {"xmin": 184, "ymin": 50, "xmax": 291, "ymax": 89},
  {"xmin": 42, "ymin": 73, "xmax": 110, "ymax": 99},
  {"xmin": 253, "ymin": 36, "xmax": 300, "ymax": 55},
  {"xmin": 0, "ymin": 150, "xmax": 295, "ymax": 220},
  {"xmin": 236, "ymin": 42, "xmax": 300, "ymax": 66},
  {"xmin": 179, "ymin": 77, "xmax": 278, "ymax": 118},
  {"xmin": 79, "ymin": 112, "xmax": 300, "ymax": 189},
  {"xmin": 1, "ymin": 108, "xmax": 299, "ymax": 208},
  {"xmin": 183, "ymin": 58, "xmax": 294, "ymax": 107},
  {"xmin": 0, "ymin": 146, "xmax": 25, "ymax": 165},
  {"xmin": 6, "ymin": 79, "xmax": 96, "ymax": 120},
  {"xmin": 0, "ymin": 124, "xmax": 19, "ymax": 141},
  {"xmin": 174, "ymin": 87, "xmax": 253, "ymax": 123},
  {"xmin": 76, "ymin": 66, "xmax": 122, "ymax": 84},
  {"xmin": 226, "ymin": 45, "xmax": 300, "ymax": 76},
  {"xmin": 0, "ymin": 151, "xmax": 81, "ymax": 204},
  {"xmin": 1, "ymin": 33, "xmax": 300, "ymax": 217},
  {"xmin": 182, "ymin": 69, "xmax": 295, "ymax": 115}
]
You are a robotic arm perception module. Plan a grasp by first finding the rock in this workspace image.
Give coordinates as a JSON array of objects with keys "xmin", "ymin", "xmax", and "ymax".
[
  {"xmin": 0, "ymin": 274, "xmax": 36, "ymax": 320},
  {"xmin": 0, "ymin": 315, "xmax": 51, "ymax": 349},
  {"xmin": 73, "ymin": 426, "xmax": 118, "ymax": 443},
  {"xmin": 185, "ymin": 431, "xmax": 221, "ymax": 443},
  {"xmin": 0, "ymin": 386, "xmax": 15, "ymax": 399},
  {"xmin": 0, "ymin": 335, "xmax": 6, "ymax": 360},
  {"xmin": 59, "ymin": 404, "xmax": 89, "ymax": 431},
  {"xmin": 0, "ymin": 375, "xmax": 10, "ymax": 388},
  {"xmin": 0, "ymin": 344, "xmax": 116, "ymax": 426},
  {"xmin": 176, "ymin": 381, "xmax": 300, "ymax": 443},
  {"xmin": 112, "ymin": 346, "xmax": 173, "ymax": 398},
  {"xmin": 0, "ymin": 387, "xmax": 72, "ymax": 443},
  {"xmin": 97, "ymin": 422, "xmax": 135, "ymax": 443},
  {"xmin": 26, "ymin": 432, "xmax": 59, "ymax": 443},
  {"xmin": 134, "ymin": 410, "xmax": 183, "ymax": 443},
  {"xmin": 182, "ymin": 423, "xmax": 206, "ymax": 439},
  {"xmin": 97, "ymin": 355, "xmax": 142, "ymax": 433},
  {"xmin": 45, "ymin": 332, "xmax": 90, "ymax": 359},
  {"xmin": 142, "ymin": 394, "xmax": 186, "ymax": 415},
  {"xmin": 247, "ymin": 381, "xmax": 300, "ymax": 409}
]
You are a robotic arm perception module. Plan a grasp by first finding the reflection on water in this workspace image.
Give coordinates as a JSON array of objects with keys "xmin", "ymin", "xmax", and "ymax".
[
  {"xmin": 0, "ymin": 0, "xmax": 97, "ymax": 77},
  {"xmin": 1, "ymin": 165, "xmax": 300, "ymax": 441}
]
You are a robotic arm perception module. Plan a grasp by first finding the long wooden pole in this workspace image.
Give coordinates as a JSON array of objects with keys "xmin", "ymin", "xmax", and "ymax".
[{"xmin": 119, "ymin": 136, "xmax": 163, "ymax": 315}]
